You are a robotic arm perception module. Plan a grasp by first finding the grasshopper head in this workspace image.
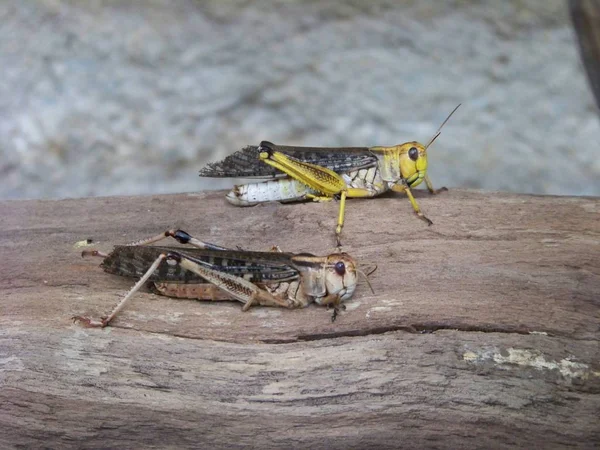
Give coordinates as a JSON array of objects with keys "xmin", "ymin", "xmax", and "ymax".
[
  {"xmin": 396, "ymin": 104, "xmax": 462, "ymax": 188},
  {"xmin": 292, "ymin": 253, "xmax": 356, "ymax": 301},
  {"xmin": 398, "ymin": 141, "xmax": 427, "ymax": 188},
  {"xmin": 323, "ymin": 253, "xmax": 358, "ymax": 302}
]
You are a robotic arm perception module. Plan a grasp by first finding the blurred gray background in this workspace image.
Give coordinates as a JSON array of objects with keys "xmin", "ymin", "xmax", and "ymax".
[{"xmin": 1, "ymin": 0, "xmax": 599, "ymax": 200}]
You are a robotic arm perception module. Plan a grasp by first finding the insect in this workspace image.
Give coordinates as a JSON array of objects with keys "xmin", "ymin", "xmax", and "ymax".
[
  {"xmin": 73, "ymin": 229, "xmax": 361, "ymax": 327},
  {"xmin": 199, "ymin": 105, "xmax": 460, "ymax": 246}
]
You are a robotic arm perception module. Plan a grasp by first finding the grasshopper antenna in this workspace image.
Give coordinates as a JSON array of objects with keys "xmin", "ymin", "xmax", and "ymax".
[
  {"xmin": 365, "ymin": 264, "xmax": 378, "ymax": 277},
  {"xmin": 357, "ymin": 268, "xmax": 375, "ymax": 295},
  {"xmin": 425, "ymin": 103, "xmax": 461, "ymax": 151}
]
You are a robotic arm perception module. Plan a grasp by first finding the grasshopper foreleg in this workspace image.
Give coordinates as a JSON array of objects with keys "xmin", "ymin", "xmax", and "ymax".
[
  {"xmin": 424, "ymin": 174, "xmax": 448, "ymax": 195},
  {"xmin": 321, "ymin": 294, "xmax": 345, "ymax": 322},
  {"xmin": 391, "ymin": 181, "xmax": 433, "ymax": 226}
]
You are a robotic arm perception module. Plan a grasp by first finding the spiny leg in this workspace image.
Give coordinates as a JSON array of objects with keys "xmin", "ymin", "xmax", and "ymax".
[
  {"xmin": 334, "ymin": 186, "xmax": 384, "ymax": 247},
  {"xmin": 424, "ymin": 174, "xmax": 448, "ymax": 195},
  {"xmin": 306, "ymin": 191, "xmax": 346, "ymax": 248},
  {"xmin": 335, "ymin": 191, "xmax": 347, "ymax": 248},
  {"xmin": 74, "ymin": 253, "xmax": 168, "ymax": 328},
  {"xmin": 309, "ymin": 186, "xmax": 379, "ymax": 248},
  {"xmin": 81, "ymin": 229, "xmax": 229, "ymax": 261},
  {"xmin": 259, "ymin": 146, "xmax": 350, "ymax": 245},
  {"xmin": 125, "ymin": 229, "xmax": 228, "ymax": 251},
  {"xmin": 320, "ymin": 294, "xmax": 345, "ymax": 322},
  {"xmin": 331, "ymin": 303, "xmax": 346, "ymax": 323},
  {"xmin": 391, "ymin": 182, "xmax": 433, "ymax": 226},
  {"xmin": 152, "ymin": 282, "xmax": 236, "ymax": 301},
  {"xmin": 308, "ymin": 189, "xmax": 348, "ymax": 248},
  {"xmin": 170, "ymin": 252, "xmax": 296, "ymax": 311},
  {"xmin": 258, "ymin": 149, "xmax": 346, "ymax": 196}
]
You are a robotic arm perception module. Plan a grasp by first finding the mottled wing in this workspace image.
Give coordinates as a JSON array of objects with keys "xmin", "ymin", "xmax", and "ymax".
[
  {"xmin": 101, "ymin": 245, "xmax": 299, "ymax": 284},
  {"xmin": 198, "ymin": 141, "xmax": 378, "ymax": 178}
]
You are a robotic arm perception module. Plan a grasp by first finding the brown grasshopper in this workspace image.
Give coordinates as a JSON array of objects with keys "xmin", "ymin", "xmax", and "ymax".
[{"xmin": 74, "ymin": 230, "xmax": 361, "ymax": 327}]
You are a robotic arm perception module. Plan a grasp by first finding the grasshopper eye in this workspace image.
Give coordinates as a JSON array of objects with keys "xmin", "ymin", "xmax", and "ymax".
[
  {"xmin": 334, "ymin": 261, "xmax": 346, "ymax": 276},
  {"xmin": 408, "ymin": 147, "xmax": 419, "ymax": 161}
]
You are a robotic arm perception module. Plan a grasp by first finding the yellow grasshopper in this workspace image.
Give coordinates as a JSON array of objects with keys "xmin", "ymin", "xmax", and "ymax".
[{"xmin": 200, "ymin": 105, "xmax": 460, "ymax": 245}]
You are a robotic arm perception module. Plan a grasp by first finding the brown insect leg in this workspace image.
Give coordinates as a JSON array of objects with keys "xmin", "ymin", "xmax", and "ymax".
[
  {"xmin": 125, "ymin": 229, "xmax": 228, "ymax": 251},
  {"xmin": 73, "ymin": 253, "xmax": 167, "ymax": 328}
]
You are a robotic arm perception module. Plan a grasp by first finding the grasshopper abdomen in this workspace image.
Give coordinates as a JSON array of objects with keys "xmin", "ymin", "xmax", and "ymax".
[{"xmin": 226, "ymin": 178, "xmax": 316, "ymax": 206}]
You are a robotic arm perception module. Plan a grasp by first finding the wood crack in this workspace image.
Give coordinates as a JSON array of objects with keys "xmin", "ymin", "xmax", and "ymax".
[
  {"xmin": 103, "ymin": 321, "xmax": 565, "ymax": 344},
  {"xmin": 271, "ymin": 322, "xmax": 540, "ymax": 343}
]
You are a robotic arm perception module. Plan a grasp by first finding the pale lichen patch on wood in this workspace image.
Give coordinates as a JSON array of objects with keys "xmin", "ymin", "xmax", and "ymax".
[
  {"xmin": 463, "ymin": 347, "xmax": 598, "ymax": 383},
  {"xmin": 492, "ymin": 348, "xmax": 596, "ymax": 381},
  {"xmin": 250, "ymin": 309, "xmax": 282, "ymax": 319},
  {"xmin": 365, "ymin": 306, "xmax": 393, "ymax": 318}
]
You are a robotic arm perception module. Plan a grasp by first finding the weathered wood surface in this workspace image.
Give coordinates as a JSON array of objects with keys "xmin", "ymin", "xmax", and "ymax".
[{"xmin": 1, "ymin": 189, "xmax": 599, "ymax": 449}]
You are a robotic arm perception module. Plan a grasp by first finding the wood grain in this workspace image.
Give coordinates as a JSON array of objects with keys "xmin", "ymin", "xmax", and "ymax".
[{"xmin": 1, "ymin": 189, "xmax": 599, "ymax": 449}]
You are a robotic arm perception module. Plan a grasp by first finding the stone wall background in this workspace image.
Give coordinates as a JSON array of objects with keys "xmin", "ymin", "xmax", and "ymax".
[{"xmin": 1, "ymin": 0, "xmax": 599, "ymax": 200}]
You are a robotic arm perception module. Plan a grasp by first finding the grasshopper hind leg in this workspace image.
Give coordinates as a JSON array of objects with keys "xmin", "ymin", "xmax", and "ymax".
[
  {"xmin": 124, "ymin": 229, "xmax": 227, "ymax": 251},
  {"xmin": 152, "ymin": 282, "xmax": 236, "ymax": 301},
  {"xmin": 74, "ymin": 253, "xmax": 168, "ymax": 328}
]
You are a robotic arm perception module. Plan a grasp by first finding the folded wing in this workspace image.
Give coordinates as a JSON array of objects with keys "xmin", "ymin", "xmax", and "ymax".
[
  {"xmin": 101, "ymin": 245, "xmax": 299, "ymax": 284},
  {"xmin": 199, "ymin": 142, "xmax": 377, "ymax": 178}
]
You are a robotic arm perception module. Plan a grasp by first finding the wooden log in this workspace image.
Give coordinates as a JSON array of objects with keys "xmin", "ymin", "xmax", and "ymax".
[{"xmin": 1, "ymin": 189, "xmax": 599, "ymax": 449}]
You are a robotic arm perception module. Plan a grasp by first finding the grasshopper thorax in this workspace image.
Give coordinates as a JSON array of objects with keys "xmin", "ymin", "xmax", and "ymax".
[{"xmin": 398, "ymin": 141, "xmax": 427, "ymax": 188}]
